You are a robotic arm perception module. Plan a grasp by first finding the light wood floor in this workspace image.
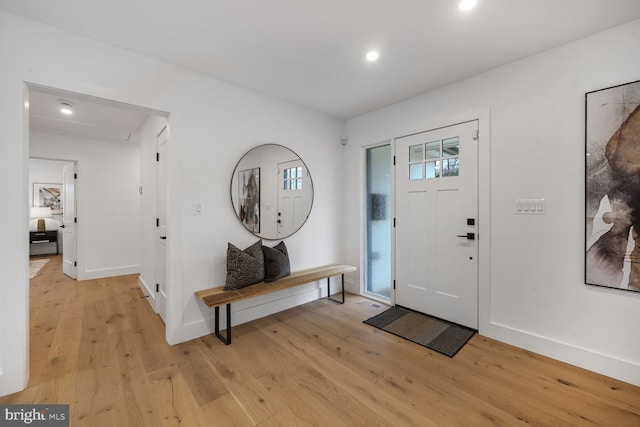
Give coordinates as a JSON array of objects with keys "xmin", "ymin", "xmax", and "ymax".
[{"xmin": 2, "ymin": 255, "xmax": 639, "ymax": 426}]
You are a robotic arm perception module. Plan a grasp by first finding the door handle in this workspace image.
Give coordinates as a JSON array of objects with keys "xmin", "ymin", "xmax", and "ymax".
[
  {"xmin": 160, "ymin": 236, "xmax": 167, "ymax": 240},
  {"xmin": 59, "ymin": 224, "xmax": 65, "ymax": 229},
  {"xmin": 456, "ymin": 232, "xmax": 475, "ymax": 240}
]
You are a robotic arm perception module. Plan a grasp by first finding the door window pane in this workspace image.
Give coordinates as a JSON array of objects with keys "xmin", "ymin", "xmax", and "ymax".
[
  {"xmin": 283, "ymin": 167, "xmax": 304, "ymax": 190},
  {"xmin": 406, "ymin": 135, "xmax": 461, "ymax": 180},
  {"xmin": 442, "ymin": 158, "xmax": 459, "ymax": 176},
  {"xmin": 443, "ymin": 137, "xmax": 459, "ymax": 157},
  {"xmin": 409, "ymin": 144, "xmax": 423, "ymax": 162},
  {"xmin": 409, "ymin": 163, "xmax": 423, "ymax": 180},
  {"xmin": 425, "ymin": 140, "xmax": 440, "ymax": 159},
  {"xmin": 426, "ymin": 160, "xmax": 440, "ymax": 179}
]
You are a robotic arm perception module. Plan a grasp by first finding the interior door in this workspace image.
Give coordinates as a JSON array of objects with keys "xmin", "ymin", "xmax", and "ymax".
[
  {"xmin": 395, "ymin": 120, "xmax": 479, "ymax": 329},
  {"xmin": 156, "ymin": 127, "xmax": 168, "ymax": 323},
  {"xmin": 277, "ymin": 159, "xmax": 311, "ymax": 238},
  {"xmin": 62, "ymin": 163, "xmax": 77, "ymax": 279}
]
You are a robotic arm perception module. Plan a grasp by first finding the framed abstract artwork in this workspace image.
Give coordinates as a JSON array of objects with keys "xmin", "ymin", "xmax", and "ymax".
[
  {"xmin": 237, "ymin": 167, "xmax": 260, "ymax": 233},
  {"xmin": 32, "ymin": 182, "xmax": 62, "ymax": 214},
  {"xmin": 585, "ymin": 79, "xmax": 640, "ymax": 292}
]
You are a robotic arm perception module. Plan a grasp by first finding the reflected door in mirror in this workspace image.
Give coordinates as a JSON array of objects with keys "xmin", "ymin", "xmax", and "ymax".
[{"xmin": 277, "ymin": 159, "xmax": 311, "ymax": 238}]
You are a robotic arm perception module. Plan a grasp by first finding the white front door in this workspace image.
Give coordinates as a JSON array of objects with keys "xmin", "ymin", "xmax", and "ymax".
[
  {"xmin": 62, "ymin": 163, "xmax": 77, "ymax": 279},
  {"xmin": 156, "ymin": 127, "xmax": 168, "ymax": 323},
  {"xmin": 277, "ymin": 159, "xmax": 311, "ymax": 238},
  {"xmin": 395, "ymin": 120, "xmax": 479, "ymax": 329}
]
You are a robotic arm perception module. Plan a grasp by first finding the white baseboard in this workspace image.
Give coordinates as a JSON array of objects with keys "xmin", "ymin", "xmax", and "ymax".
[
  {"xmin": 77, "ymin": 264, "xmax": 140, "ymax": 281},
  {"xmin": 138, "ymin": 276, "xmax": 156, "ymax": 311},
  {"xmin": 483, "ymin": 321, "xmax": 640, "ymax": 387}
]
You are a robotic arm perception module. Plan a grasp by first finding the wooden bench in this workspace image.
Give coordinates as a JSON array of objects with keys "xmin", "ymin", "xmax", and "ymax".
[{"xmin": 195, "ymin": 264, "xmax": 357, "ymax": 345}]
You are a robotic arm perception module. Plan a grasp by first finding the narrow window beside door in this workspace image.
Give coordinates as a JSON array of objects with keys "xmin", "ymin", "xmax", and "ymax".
[{"xmin": 365, "ymin": 144, "xmax": 392, "ymax": 299}]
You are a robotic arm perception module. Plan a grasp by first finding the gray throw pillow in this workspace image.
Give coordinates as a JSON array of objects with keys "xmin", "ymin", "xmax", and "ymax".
[
  {"xmin": 262, "ymin": 241, "xmax": 290, "ymax": 282},
  {"xmin": 224, "ymin": 240, "xmax": 265, "ymax": 290}
]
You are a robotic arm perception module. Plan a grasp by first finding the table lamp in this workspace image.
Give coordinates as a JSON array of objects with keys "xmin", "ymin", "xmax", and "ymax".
[{"xmin": 31, "ymin": 207, "xmax": 53, "ymax": 231}]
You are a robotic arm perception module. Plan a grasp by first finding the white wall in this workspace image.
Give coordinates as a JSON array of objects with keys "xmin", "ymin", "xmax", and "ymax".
[
  {"xmin": 30, "ymin": 130, "xmax": 142, "ymax": 279},
  {"xmin": 344, "ymin": 19, "xmax": 640, "ymax": 386},
  {"xmin": 0, "ymin": 10, "xmax": 344, "ymax": 396}
]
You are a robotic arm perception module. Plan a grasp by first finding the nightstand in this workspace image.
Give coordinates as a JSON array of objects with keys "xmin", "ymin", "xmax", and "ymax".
[{"xmin": 29, "ymin": 230, "xmax": 59, "ymax": 255}]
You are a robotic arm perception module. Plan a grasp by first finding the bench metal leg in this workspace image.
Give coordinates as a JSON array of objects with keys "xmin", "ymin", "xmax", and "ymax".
[
  {"xmin": 327, "ymin": 274, "xmax": 345, "ymax": 304},
  {"xmin": 214, "ymin": 304, "xmax": 232, "ymax": 345}
]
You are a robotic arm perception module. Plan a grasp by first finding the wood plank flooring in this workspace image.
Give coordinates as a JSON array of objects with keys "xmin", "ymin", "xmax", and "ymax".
[{"xmin": 2, "ymin": 255, "xmax": 639, "ymax": 426}]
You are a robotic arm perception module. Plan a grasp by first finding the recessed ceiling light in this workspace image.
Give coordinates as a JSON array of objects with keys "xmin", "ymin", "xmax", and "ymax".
[
  {"xmin": 458, "ymin": 0, "xmax": 477, "ymax": 12},
  {"xmin": 59, "ymin": 102, "xmax": 73, "ymax": 115},
  {"xmin": 366, "ymin": 50, "xmax": 380, "ymax": 62}
]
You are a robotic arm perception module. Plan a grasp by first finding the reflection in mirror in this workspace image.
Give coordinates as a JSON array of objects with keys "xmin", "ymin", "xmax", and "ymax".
[{"xmin": 231, "ymin": 144, "xmax": 313, "ymax": 240}]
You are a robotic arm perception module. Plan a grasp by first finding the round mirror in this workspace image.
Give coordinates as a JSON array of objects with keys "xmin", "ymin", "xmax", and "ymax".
[{"xmin": 231, "ymin": 144, "xmax": 313, "ymax": 240}]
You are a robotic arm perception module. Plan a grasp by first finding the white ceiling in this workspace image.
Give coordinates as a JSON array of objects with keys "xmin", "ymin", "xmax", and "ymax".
[
  {"xmin": 28, "ymin": 88, "xmax": 151, "ymax": 143},
  {"xmin": 4, "ymin": 0, "xmax": 640, "ymax": 120}
]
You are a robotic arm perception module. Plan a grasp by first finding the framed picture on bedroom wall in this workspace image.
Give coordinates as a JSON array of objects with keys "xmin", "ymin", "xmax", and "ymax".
[
  {"xmin": 33, "ymin": 182, "xmax": 62, "ymax": 214},
  {"xmin": 585, "ymin": 79, "xmax": 640, "ymax": 293}
]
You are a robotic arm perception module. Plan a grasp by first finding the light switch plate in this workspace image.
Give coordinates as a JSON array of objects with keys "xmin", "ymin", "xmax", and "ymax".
[
  {"xmin": 193, "ymin": 201, "xmax": 204, "ymax": 215},
  {"xmin": 515, "ymin": 198, "xmax": 545, "ymax": 215}
]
